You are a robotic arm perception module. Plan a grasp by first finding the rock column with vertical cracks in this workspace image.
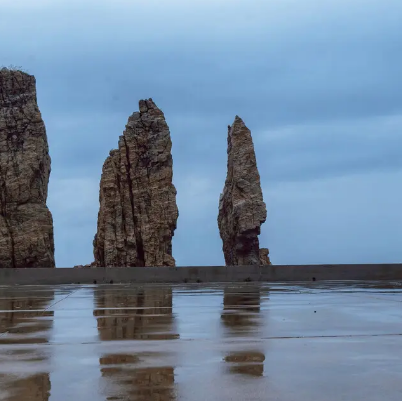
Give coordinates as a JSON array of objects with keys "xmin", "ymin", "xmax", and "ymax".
[
  {"xmin": 0, "ymin": 68, "xmax": 55, "ymax": 268},
  {"xmin": 94, "ymin": 99, "xmax": 178, "ymax": 267},
  {"xmin": 218, "ymin": 116, "xmax": 270, "ymax": 266}
]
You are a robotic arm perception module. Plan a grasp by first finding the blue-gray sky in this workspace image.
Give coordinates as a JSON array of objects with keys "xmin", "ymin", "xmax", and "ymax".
[{"xmin": 1, "ymin": 0, "xmax": 402, "ymax": 266}]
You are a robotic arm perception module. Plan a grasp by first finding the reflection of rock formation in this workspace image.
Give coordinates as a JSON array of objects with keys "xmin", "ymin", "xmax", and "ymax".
[
  {"xmin": 94, "ymin": 286, "xmax": 177, "ymax": 400},
  {"xmin": 0, "ymin": 375, "xmax": 51, "ymax": 401},
  {"xmin": 221, "ymin": 285, "xmax": 265, "ymax": 377},
  {"xmin": 100, "ymin": 357, "xmax": 175, "ymax": 401},
  {"xmin": 0, "ymin": 289, "xmax": 54, "ymax": 401},
  {"xmin": 94, "ymin": 286, "xmax": 178, "ymax": 341},
  {"xmin": 221, "ymin": 285, "xmax": 261, "ymax": 330},
  {"xmin": 224, "ymin": 352, "xmax": 265, "ymax": 376}
]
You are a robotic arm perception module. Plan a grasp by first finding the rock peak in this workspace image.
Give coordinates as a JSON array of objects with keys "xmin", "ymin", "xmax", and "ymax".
[
  {"xmin": 218, "ymin": 116, "xmax": 269, "ymax": 266},
  {"xmin": 138, "ymin": 98, "xmax": 157, "ymax": 113},
  {"xmin": 93, "ymin": 98, "xmax": 178, "ymax": 267}
]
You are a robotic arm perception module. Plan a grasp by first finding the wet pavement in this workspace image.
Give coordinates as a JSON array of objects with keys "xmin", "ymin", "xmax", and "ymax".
[{"xmin": 0, "ymin": 281, "xmax": 401, "ymax": 400}]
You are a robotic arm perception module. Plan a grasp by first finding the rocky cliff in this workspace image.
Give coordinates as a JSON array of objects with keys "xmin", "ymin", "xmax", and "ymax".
[
  {"xmin": 0, "ymin": 68, "xmax": 55, "ymax": 268},
  {"xmin": 218, "ymin": 116, "xmax": 268, "ymax": 266},
  {"xmin": 93, "ymin": 99, "xmax": 178, "ymax": 267}
]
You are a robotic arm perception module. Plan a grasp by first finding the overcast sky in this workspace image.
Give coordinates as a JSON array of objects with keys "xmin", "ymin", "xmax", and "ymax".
[{"xmin": 1, "ymin": 0, "xmax": 402, "ymax": 267}]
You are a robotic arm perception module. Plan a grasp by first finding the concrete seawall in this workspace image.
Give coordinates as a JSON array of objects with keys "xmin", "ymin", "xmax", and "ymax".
[{"xmin": 1, "ymin": 264, "xmax": 402, "ymax": 285}]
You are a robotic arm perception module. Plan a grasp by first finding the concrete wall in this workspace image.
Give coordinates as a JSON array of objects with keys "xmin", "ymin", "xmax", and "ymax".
[{"xmin": 0, "ymin": 264, "xmax": 402, "ymax": 285}]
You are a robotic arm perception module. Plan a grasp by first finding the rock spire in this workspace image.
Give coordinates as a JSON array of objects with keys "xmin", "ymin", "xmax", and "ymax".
[
  {"xmin": 218, "ymin": 116, "xmax": 270, "ymax": 266},
  {"xmin": 93, "ymin": 99, "xmax": 178, "ymax": 267},
  {"xmin": 0, "ymin": 68, "xmax": 55, "ymax": 268}
]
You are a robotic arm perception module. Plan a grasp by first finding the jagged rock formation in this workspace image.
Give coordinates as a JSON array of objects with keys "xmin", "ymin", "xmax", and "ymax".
[
  {"xmin": 0, "ymin": 68, "xmax": 55, "ymax": 268},
  {"xmin": 259, "ymin": 248, "xmax": 271, "ymax": 265},
  {"xmin": 218, "ymin": 116, "xmax": 268, "ymax": 266},
  {"xmin": 93, "ymin": 99, "xmax": 178, "ymax": 267},
  {"xmin": 73, "ymin": 262, "xmax": 96, "ymax": 269}
]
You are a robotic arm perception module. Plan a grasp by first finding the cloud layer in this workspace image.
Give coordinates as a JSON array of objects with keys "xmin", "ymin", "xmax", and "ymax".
[{"xmin": 1, "ymin": 0, "xmax": 402, "ymax": 266}]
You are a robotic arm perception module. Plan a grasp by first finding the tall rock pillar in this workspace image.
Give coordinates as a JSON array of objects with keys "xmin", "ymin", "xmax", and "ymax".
[
  {"xmin": 0, "ymin": 68, "xmax": 55, "ymax": 268},
  {"xmin": 218, "ymin": 116, "xmax": 270, "ymax": 266},
  {"xmin": 94, "ymin": 99, "xmax": 178, "ymax": 267}
]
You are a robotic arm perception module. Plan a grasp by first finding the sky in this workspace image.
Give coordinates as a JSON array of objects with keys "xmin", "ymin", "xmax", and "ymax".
[{"xmin": 1, "ymin": 0, "xmax": 402, "ymax": 267}]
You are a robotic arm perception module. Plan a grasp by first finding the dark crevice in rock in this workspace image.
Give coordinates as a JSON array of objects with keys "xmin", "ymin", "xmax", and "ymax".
[{"xmin": 0, "ymin": 179, "xmax": 16, "ymax": 269}]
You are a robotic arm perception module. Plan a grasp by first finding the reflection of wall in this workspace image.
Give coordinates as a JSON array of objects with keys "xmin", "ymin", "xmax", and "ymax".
[
  {"xmin": 0, "ymin": 289, "xmax": 54, "ymax": 401},
  {"xmin": 94, "ymin": 286, "xmax": 177, "ymax": 401},
  {"xmin": 221, "ymin": 285, "xmax": 265, "ymax": 377}
]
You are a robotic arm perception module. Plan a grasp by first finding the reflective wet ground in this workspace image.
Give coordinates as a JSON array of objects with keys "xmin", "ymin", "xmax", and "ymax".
[{"xmin": 0, "ymin": 281, "xmax": 402, "ymax": 400}]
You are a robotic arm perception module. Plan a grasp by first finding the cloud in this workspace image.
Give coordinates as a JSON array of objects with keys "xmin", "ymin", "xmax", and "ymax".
[
  {"xmin": 261, "ymin": 170, "xmax": 402, "ymax": 265},
  {"xmin": 255, "ymin": 113, "xmax": 402, "ymax": 184},
  {"xmin": 48, "ymin": 178, "xmax": 99, "ymax": 266},
  {"xmin": 173, "ymin": 173, "xmax": 224, "ymax": 266},
  {"xmin": 1, "ymin": 0, "xmax": 402, "ymax": 266},
  {"xmin": 43, "ymin": 112, "xmax": 127, "ymax": 178}
]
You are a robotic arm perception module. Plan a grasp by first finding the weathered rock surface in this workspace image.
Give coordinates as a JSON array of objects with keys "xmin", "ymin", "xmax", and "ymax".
[
  {"xmin": 73, "ymin": 262, "xmax": 96, "ymax": 269},
  {"xmin": 93, "ymin": 99, "xmax": 178, "ymax": 267},
  {"xmin": 218, "ymin": 116, "xmax": 268, "ymax": 266},
  {"xmin": 259, "ymin": 248, "xmax": 271, "ymax": 265},
  {"xmin": 0, "ymin": 68, "xmax": 55, "ymax": 268}
]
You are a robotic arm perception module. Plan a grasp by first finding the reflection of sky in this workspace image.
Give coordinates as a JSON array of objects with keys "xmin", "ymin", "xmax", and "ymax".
[
  {"xmin": 2, "ymin": 0, "xmax": 402, "ymax": 267},
  {"xmin": 173, "ymin": 289, "xmax": 223, "ymax": 340},
  {"xmin": 49, "ymin": 287, "xmax": 101, "ymax": 401},
  {"xmin": 174, "ymin": 286, "xmax": 268, "ymax": 398},
  {"xmin": 1, "ymin": 283, "xmax": 402, "ymax": 400},
  {"xmin": 174, "ymin": 287, "xmax": 230, "ymax": 395}
]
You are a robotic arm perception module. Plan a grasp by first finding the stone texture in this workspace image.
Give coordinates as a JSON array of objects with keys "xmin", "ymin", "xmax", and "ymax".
[
  {"xmin": 218, "ymin": 116, "xmax": 268, "ymax": 266},
  {"xmin": 73, "ymin": 262, "xmax": 96, "ymax": 269},
  {"xmin": 94, "ymin": 99, "xmax": 178, "ymax": 267},
  {"xmin": 259, "ymin": 248, "xmax": 271, "ymax": 265},
  {"xmin": 0, "ymin": 68, "xmax": 55, "ymax": 268}
]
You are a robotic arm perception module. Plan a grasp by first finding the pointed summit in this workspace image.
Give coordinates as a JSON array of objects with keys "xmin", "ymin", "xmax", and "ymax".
[
  {"xmin": 218, "ymin": 116, "xmax": 269, "ymax": 265},
  {"xmin": 93, "ymin": 99, "xmax": 178, "ymax": 267}
]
